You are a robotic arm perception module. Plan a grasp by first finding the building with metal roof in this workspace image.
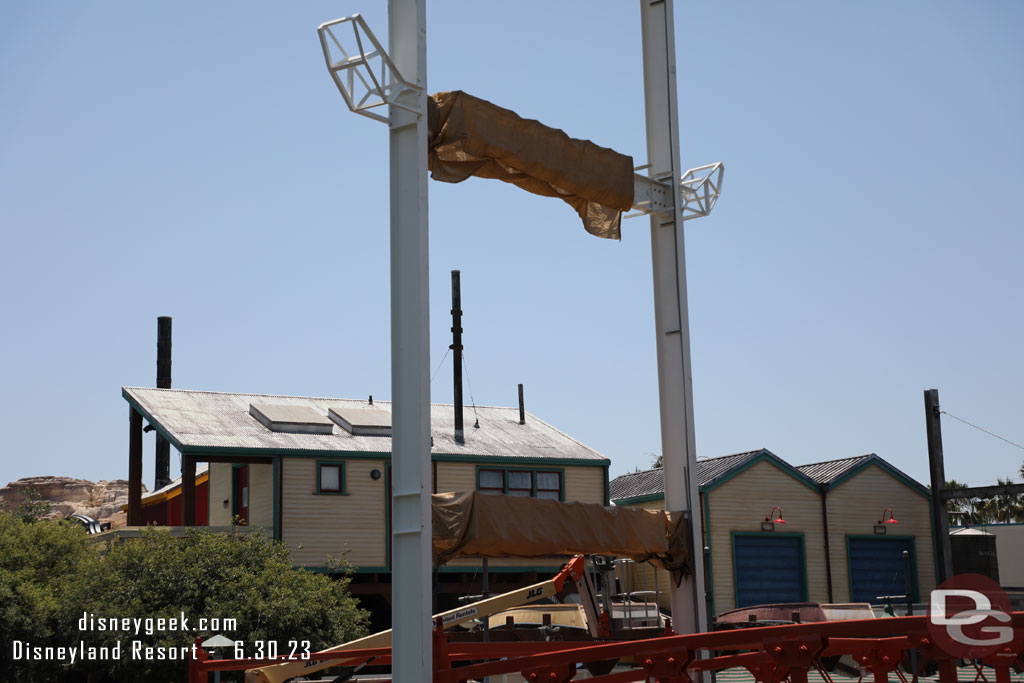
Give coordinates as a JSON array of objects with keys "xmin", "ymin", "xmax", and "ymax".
[
  {"xmin": 610, "ymin": 450, "xmax": 936, "ymax": 616},
  {"xmin": 123, "ymin": 386, "xmax": 610, "ymax": 629}
]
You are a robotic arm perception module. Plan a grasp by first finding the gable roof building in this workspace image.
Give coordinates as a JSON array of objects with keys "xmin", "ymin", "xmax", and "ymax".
[
  {"xmin": 123, "ymin": 387, "xmax": 610, "ymax": 567},
  {"xmin": 609, "ymin": 449, "xmax": 936, "ymax": 614},
  {"xmin": 609, "ymin": 448, "xmax": 818, "ymax": 505}
]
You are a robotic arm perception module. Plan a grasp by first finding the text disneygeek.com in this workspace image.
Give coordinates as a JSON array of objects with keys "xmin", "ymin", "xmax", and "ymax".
[{"xmin": 8, "ymin": 611, "xmax": 241, "ymax": 664}]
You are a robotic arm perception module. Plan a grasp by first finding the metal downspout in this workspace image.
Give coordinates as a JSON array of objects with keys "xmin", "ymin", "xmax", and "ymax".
[{"xmin": 820, "ymin": 483, "xmax": 834, "ymax": 603}]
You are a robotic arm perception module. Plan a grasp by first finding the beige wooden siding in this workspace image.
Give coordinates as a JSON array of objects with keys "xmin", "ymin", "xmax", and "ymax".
[
  {"xmin": 565, "ymin": 466, "xmax": 606, "ymax": 503},
  {"xmin": 435, "ymin": 461, "xmax": 476, "ymax": 493},
  {"xmin": 208, "ymin": 462, "xmax": 232, "ymax": 526},
  {"xmin": 707, "ymin": 460, "xmax": 825, "ymax": 614},
  {"xmin": 207, "ymin": 462, "xmax": 273, "ymax": 529},
  {"xmin": 825, "ymin": 465, "xmax": 935, "ymax": 602},
  {"xmin": 282, "ymin": 457, "xmax": 387, "ymax": 568},
  {"xmin": 248, "ymin": 463, "xmax": 273, "ymax": 530}
]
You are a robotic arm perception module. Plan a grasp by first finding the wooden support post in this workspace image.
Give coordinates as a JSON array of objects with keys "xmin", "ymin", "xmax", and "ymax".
[
  {"xmin": 155, "ymin": 316, "xmax": 172, "ymax": 489},
  {"xmin": 182, "ymin": 454, "xmax": 196, "ymax": 526},
  {"xmin": 128, "ymin": 407, "xmax": 143, "ymax": 525},
  {"xmin": 924, "ymin": 389, "xmax": 953, "ymax": 583}
]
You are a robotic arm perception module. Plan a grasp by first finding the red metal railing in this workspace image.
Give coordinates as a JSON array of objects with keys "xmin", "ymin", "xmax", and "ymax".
[{"xmin": 189, "ymin": 612, "xmax": 1024, "ymax": 683}]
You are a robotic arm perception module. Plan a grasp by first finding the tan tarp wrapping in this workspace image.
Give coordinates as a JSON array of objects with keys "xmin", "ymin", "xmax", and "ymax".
[
  {"xmin": 431, "ymin": 491, "xmax": 691, "ymax": 582},
  {"xmin": 427, "ymin": 91, "xmax": 634, "ymax": 240}
]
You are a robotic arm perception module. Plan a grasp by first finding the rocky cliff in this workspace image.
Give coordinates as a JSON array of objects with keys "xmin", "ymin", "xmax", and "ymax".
[{"xmin": 0, "ymin": 476, "xmax": 144, "ymax": 528}]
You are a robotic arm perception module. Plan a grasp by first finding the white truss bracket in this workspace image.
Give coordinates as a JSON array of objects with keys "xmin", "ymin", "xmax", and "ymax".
[
  {"xmin": 317, "ymin": 14, "xmax": 424, "ymax": 124},
  {"xmin": 679, "ymin": 162, "xmax": 724, "ymax": 221},
  {"xmin": 627, "ymin": 161, "xmax": 725, "ymax": 222}
]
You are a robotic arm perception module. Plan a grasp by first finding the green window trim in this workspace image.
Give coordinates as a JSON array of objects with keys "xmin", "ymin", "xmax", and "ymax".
[
  {"xmin": 474, "ymin": 466, "xmax": 566, "ymax": 501},
  {"xmin": 315, "ymin": 459, "xmax": 348, "ymax": 495}
]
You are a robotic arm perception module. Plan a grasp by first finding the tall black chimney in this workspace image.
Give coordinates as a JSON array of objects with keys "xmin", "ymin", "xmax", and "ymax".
[
  {"xmin": 155, "ymin": 316, "xmax": 172, "ymax": 489},
  {"xmin": 451, "ymin": 271, "xmax": 464, "ymax": 444}
]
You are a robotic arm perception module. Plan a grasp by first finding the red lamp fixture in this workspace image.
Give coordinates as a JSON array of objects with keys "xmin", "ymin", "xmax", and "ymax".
[
  {"xmin": 874, "ymin": 507, "xmax": 898, "ymax": 534},
  {"xmin": 762, "ymin": 506, "xmax": 786, "ymax": 531}
]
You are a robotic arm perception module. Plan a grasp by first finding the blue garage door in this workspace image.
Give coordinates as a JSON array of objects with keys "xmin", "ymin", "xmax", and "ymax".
[
  {"xmin": 848, "ymin": 537, "xmax": 914, "ymax": 604},
  {"xmin": 734, "ymin": 535, "xmax": 805, "ymax": 608}
]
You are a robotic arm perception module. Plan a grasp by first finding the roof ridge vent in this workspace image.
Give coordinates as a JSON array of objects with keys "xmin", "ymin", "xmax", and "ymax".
[
  {"xmin": 249, "ymin": 403, "xmax": 334, "ymax": 435},
  {"xmin": 328, "ymin": 406, "xmax": 392, "ymax": 437}
]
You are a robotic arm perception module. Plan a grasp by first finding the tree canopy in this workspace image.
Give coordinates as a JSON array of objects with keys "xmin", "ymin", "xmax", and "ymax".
[{"xmin": 1, "ymin": 512, "xmax": 369, "ymax": 682}]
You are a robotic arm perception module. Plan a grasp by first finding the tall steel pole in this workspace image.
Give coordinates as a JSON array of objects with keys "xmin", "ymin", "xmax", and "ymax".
[
  {"xmin": 389, "ymin": 0, "xmax": 431, "ymax": 679},
  {"xmin": 639, "ymin": 0, "xmax": 708, "ymax": 637}
]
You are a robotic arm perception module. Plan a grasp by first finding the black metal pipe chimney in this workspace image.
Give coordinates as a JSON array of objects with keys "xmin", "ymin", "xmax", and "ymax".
[
  {"xmin": 518, "ymin": 383, "xmax": 525, "ymax": 425},
  {"xmin": 155, "ymin": 316, "xmax": 172, "ymax": 489},
  {"xmin": 450, "ymin": 271, "xmax": 464, "ymax": 444}
]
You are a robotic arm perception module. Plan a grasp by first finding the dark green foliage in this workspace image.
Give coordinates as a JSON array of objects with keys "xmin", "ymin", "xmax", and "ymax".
[{"xmin": 1, "ymin": 514, "xmax": 369, "ymax": 682}]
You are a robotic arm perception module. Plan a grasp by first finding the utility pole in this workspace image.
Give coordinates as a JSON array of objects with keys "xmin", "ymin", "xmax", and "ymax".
[
  {"xmin": 924, "ymin": 388, "xmax": 953, "ymax": 583},
  {"xmin": 640, "ymin": 0, "xmax": 708, "ymax": 637}
]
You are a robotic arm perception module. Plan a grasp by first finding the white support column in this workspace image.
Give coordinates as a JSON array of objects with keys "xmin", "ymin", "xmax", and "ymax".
[
  {"xmin": 388, "ymin": 0, "xmax": 431, "ymax": 680},
  {"xmin": 639, "ymin": 0, "xmax": 709, "ymax": 637}
]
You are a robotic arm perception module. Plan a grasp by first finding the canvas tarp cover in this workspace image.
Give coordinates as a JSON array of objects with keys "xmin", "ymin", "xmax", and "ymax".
[
  {"xmin": 427, "ymin": 91, "xmax": 634, "ymax": 240},
  {"xmin": 431, "ymin": 491, "xmax": 692, "ymax": 581}
]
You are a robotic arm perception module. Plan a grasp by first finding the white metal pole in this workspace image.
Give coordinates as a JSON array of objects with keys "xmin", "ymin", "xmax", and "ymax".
[
  {"xmin": 388, "ymin": 0, "xmax": 431, "ymax": 680},
  {"xmin": 639, "ymin": 0, "xmax": 709, "ymax": 638}
]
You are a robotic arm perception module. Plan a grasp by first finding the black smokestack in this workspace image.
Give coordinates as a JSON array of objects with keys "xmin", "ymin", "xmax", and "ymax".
[{"xmin": 451, "ymin": 271, "xmax": 464, "ymax": 444}]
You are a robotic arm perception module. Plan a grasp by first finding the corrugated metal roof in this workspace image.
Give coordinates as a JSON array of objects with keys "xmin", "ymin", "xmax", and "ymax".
[
  {"xmin": 608, "ymin": 467, "xmax": 664, "ymax": 501},
  {"xmin": 609, "ymin": 449, "xmax": 767, "ymax": 502},
  {"xmin": 123, "ymin": 387, "xmax": 608, "ymax": 463},
  {"xmin": 795, "ymin": 454, "xmax": 875, "ymax": 485},
  {"xmin": 796, "ymin": 453, "xmax": 929, "ymax": 496}
]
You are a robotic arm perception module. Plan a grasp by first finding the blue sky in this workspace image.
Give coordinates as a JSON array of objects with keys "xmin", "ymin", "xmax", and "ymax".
[{"xmin": 1, "ymin": 1, "xmax": 1021, "ymax": 491}]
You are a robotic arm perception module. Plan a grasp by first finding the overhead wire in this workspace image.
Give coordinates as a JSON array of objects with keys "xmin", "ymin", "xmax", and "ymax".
[
  {"xmin": 940, "ymin": 410, "xmax": 1024, "ymax": 452},
  {"xmin": 462, "ymin": 352, "xmax": 480, "ymax": 428},
  {"xmin": 430, "ymin": 348, "xmax": 451, "ymax": 384}
]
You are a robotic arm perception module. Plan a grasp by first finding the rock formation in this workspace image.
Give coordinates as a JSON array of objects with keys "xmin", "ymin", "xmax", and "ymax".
[{"xmin": 0, "ymin": 476, "xmax": 145, "ymax": 528}]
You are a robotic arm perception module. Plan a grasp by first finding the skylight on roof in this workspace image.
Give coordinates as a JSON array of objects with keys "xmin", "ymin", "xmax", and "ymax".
[
  {"xmin": 249, "ymin": 403, "xmax": 334, "ymax": 435},
  {"xmin": 328, "ymin": 407, "xmax": 392, "ymax": 436}
]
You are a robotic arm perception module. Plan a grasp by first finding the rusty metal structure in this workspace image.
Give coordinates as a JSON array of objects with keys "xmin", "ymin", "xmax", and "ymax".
[{"xmin": 190, "ymin": 610, "xmax": 1024, "ymax": 683}]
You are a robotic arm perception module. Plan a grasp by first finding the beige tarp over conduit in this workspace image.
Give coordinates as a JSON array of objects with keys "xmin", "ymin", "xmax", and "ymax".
[
  {"xmin": 427, "ymin": 91, "xmax": 635, "ymax": 240},
  {"xmin": 432, "ymin": 491, "xmax": 692, "ymax": 583}
]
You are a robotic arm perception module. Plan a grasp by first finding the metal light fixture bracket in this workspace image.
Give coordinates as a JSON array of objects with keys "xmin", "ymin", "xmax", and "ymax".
[
  {"xmin": 627, "ymin": 162, "xmax": 725, "ymax": 221},
  {"xmin": 317, "ymin": 14, "xmax": 424, "ymax": 124}
]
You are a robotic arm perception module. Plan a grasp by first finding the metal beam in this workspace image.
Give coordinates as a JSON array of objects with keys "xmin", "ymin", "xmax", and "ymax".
[
  {"xmin": 388, "ymin": 0, "xmax": 431, "ymax": 680},
  {"xmin": 639, "ymin": 0, "xmax": 707, "ymax": 636}
]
